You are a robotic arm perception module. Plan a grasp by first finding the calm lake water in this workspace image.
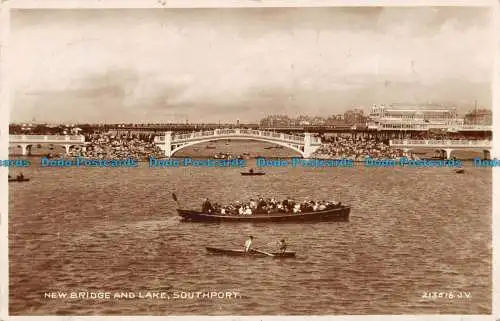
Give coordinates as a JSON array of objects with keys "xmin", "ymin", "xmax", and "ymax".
[{"xmin": 8, "ymin": 141, "xmax": 492, "ymax": 315}]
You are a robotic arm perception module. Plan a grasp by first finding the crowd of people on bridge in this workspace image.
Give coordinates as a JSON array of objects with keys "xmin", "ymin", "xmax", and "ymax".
[
  {"xmin": 394, "ymin": 132, "xmax": 490, "ymax": 141},
  {"xmin": 201, "ymin": 197, "xmax": 343, "ymax": 215},
  {"xmin": 65, "ymin": 133, "xmax": 163, "ymax": 160}
]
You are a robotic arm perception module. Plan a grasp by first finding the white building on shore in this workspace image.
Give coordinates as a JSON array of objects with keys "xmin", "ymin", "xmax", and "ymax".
[{"xmin": 367, "ymin": 104, "xmax": 464, "ymax": 131}]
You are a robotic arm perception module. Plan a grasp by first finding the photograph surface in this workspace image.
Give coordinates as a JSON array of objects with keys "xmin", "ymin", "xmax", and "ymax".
[{"xmin": 6, "ymin": 4, "xmax": 494, "ymax": 316}]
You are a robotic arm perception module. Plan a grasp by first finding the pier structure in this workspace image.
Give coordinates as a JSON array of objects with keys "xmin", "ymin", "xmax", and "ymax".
[
  {"xmin": 9, "ymin": 135, "xmax": 85, "ymax": 155},
  {"xmin": 389, "ymin": 139, "xmax": 492, "ymax": 159}
]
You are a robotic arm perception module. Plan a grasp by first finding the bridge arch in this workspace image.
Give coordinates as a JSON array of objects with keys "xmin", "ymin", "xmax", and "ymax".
[
  {"xmin": 169, "ymin": 136, "xmax": 305, "ymax": 157},
  {"xmin": 155, "ymin": 130, "xmax": 321, "ymax": 158}
]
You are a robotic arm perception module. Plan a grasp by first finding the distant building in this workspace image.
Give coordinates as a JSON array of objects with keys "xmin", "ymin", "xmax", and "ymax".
[
  {"xmin": 464, "ymin": 109, "xmax": 492, "ymax": 125},
  {"xmin": 343, "ymin": 108, "xmax": 366, "ymax": 125},
  {"xmin": 260, "ymin": 115, "xmax": 293, "ymax": 127},
  {"xmin": 310, "ymin": 116, "xmax": 326, "ymax": 125},
  {"xmin": 296, "ymin": 115, "xmax": 311, "ymax": 126},
  {"xmin": 367, "ymin": 104, "xmax": 464, "ymax": 131},
  {"xmin": 260, "ymin": 115, "xmax": 328, "ymax": 127}
]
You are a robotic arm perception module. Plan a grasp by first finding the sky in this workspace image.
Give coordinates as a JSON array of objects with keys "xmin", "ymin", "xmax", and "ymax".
[{"xmin": 10, "ymin": 7, "xmax": 493, "ymax": 123}]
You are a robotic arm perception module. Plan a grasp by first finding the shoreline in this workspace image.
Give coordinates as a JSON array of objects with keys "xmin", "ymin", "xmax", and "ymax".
[{"xmin": 6, "ymin": 154, "xmax": 490, "ymax": 163}]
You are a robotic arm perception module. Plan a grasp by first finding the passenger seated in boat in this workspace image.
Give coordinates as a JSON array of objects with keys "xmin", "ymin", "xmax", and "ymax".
[
  {"xmin": 293, "ymin": 204, "xmax": 301, "ymax": 214},
  {"xmin": 238, "ymin": 206, "xmax": 245, "ymax": 215},
  {"xmin": 18, "ymin": 173, "xmax": 24, "ymax": 180},
  {"xmin": 249, "ymin": 199, "xmax": 257, "ymax": 210},
  {"xmin": 211, "ymin": 202, "xmax": 219, "ymax": 213},
  {"xmin": 249, "ymin": 168, "xmax": 254, "ymax": 173},
  {"xmin": 244, "ymin": 206, "xmax": 252, "ymax": 215},
  {"xmin": 228, "ymin": 204, "xmax": 237, "ymax": 215},
  {"xmin": 300, "ymin": 201, "xmax": 312, "ymax": 213},
  {"xmin": 278, "ymin": 239, "xmax": 287, "ymax": 254},
  {"xmin": 244, "ymin": 236, "xmax": 253, "ymax": 252},
  {"xmin": 257, "ymin": 197, "xmax": 266, "ymax": 210}
]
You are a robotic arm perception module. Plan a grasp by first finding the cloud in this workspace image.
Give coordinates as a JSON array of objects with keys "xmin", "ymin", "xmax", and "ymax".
[{"xmin": 10, "ymin": 7, "xmax": 492, "ymax": 122}]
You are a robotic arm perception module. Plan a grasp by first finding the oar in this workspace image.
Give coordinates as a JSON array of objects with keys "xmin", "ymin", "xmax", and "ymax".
[
  {"xmin": 252, "ymin": 248, "xmax": 275, "ymax": 257},
  {"xmin": 172, "ymin": 192, "xmax": 181, "ymax": 208}
]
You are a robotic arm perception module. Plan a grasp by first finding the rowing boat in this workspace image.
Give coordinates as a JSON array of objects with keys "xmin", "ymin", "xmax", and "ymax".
[
  {"xmin": 8, "ymin": 178, "xmax": 30, "ymax": 182},
  {"xmin": 178, "ymin": 205, "xmax": 350, "ymax": 223},
  {"xmin": 206, "ymin": 246, "xmax": 296, "ymax": 258},
  {"xmin": 240, "ymin": 172, "xmax": 265, "ymax": 176}
]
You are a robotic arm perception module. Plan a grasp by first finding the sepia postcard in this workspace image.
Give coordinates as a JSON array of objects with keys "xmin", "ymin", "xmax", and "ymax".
[{"xmin": 1, "ymin": 0, "xmax": 499, "ymax": 320}]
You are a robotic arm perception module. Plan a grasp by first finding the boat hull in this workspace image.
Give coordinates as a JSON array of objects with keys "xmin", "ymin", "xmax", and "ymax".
[
  {"xmin": 240, "ymin": 172, "xmax": 265, "ymax": 176},
  {"xmin": 178, "ymin": 206, "xmax": 350, "ymax": 223},
  {"xmin": 206, "ymin": 247, "xmax": 296, "ymax": 257},
  {"xmin": 8, "ymin": 178, "xmax": 30, "ymax": 182}
]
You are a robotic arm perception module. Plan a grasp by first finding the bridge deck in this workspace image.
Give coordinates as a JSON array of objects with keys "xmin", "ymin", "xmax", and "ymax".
[{"xmin": 9, "ymin": 135, "xmax": 85, "ymax": 142}]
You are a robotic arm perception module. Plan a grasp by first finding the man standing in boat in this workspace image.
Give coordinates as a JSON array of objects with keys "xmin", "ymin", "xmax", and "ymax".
[
  {"xmin": 244, "ymin": 236, "xmax": 253, "ymax": 252},
  {"xmin": 201, "ymin": 198, "xmax": 213, "ymax": 213}
]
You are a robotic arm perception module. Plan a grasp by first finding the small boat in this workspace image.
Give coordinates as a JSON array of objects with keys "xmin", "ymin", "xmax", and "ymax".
[
  {"xmin": 455, "ymin": 169, "xmax": 465, "ymax": 174},
  {"xmin": 178, "ymin": 206, "xmax": 350, "ymax": 223},
  {"xmin": 8, "ymin": 178, "xmax": 30, "ymax": 182},
  {"xmin": 206, "ymin": 247, "xmax": 296, "ymax": 258},
  {"xmin": 241, "ymin": 169, "xmax": 265, "ymax": 176},
  {"xmin": 206, "ymin": 146, "xmax": 216, "ymax": 149}
]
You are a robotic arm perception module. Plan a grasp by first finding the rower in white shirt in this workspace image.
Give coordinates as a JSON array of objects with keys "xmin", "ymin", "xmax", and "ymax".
[{"xmin": 244, "ymin": 236, "xmax": 253, "ymax": 252}]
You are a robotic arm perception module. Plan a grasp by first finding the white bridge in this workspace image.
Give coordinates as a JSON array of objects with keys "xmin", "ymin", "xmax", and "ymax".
[
  {"xmin": 9, "ymin": 135, "xmax": 85, "ymax": 155},
  {"xmin": 154, "ymin": 129, "xmax": 322, "ymax": 158},
  {"xmin": 390, "ymin": 139, "xmax": 492, "ymax": 159}
]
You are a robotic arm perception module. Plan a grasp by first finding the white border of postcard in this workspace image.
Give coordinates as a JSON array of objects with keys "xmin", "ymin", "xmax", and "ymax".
[{"xmin": 0, "ymin": 0, "xmax": 498, "ymax": 320}]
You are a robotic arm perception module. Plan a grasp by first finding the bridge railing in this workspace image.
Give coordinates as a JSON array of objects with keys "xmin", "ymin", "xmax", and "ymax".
[
  {"xmin": 217, "ymin": 129, "xmax": 237, "ymax": 135},
  {"xmin": 167, "ymin": 129, "xmax": 306, "ymax": 143},
  {"xmin": 283, "ymin": 134, "xmax": 304, "ymax": 142},
  {"xmin": 390, "ymin": 139, "xmax": 491, "ymax": 147},
  {"xmin": 173, "ymin": 133, "xmax": 192, "ymax": 140},
  {"xmin": 9, "ymin": 135, "xmax": 85, "ymax": 142},
  {"xmin": 456, "ymin": 125, "xmax": 492, "ymax": 131}
]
